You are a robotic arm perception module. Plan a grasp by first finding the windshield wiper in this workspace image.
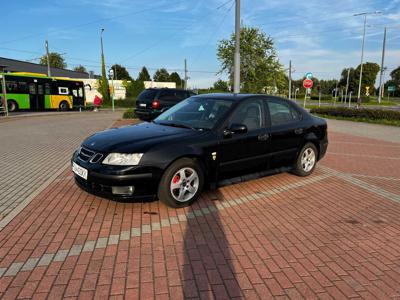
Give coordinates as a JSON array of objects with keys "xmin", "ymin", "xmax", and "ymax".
[{"xmin": 157, "ymin": 122, "xmax": 195, "ymax": 130}]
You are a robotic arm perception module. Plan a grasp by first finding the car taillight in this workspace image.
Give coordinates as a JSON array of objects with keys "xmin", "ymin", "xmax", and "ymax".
[{"xmin": 152, "ymin": 100, "xmax": 160, "ymax": 109}]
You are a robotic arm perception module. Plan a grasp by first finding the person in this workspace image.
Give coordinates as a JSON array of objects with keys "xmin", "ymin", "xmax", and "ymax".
[{"xmin": 93, "ymin": 95, "xmax": 102, "ymax": 112}]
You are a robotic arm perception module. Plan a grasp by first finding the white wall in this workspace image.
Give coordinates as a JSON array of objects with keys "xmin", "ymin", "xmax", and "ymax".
[{"xmin": 144, "ymin": 81, "xmax": 176, "ymax": 89}]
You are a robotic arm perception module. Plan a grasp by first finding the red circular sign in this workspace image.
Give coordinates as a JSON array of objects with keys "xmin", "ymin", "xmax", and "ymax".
[{"xmin": 303, "ymin": 79, "xmax": 314, "ymax": 89}]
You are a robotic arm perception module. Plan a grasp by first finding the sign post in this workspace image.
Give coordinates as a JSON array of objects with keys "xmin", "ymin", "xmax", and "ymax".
[
  {"xmin": 109, "ymin": 68, "xmax": 115, "ymax": 112},
  {"xmin": 303, "ymin": 78, "xmax": 314, "ymax": 108},
  {"xmin": 0, "ymin": 74, "xmax": 8, "ymax": 117}
]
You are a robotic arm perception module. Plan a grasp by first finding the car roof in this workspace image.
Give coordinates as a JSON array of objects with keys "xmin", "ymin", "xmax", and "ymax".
[{"xmin": 192, "ymin": 93, "xmax": 287, "ymax": 102}]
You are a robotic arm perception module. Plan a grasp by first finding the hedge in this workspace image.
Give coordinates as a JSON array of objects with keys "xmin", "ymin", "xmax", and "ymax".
[
  {"xmin": 115, "ymin": 98, "xmax": 136, "ymax": 108},
  {"xmin": 122, "ymin": 108, "xmax": 136, "ymax": 119},
  {"xmin": 310, "ymin": 107, "xmax": 400, "ymax": 121}
]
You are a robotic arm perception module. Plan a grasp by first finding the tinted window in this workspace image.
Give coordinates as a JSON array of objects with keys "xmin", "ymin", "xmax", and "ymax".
[
  {"xmin": 176, "ymin": 90, "xmax": 188, "ymax": 100},
  {"xmin": 268, "ymin": 100, "xmax": 302, "ymax": 126},
  {"xmin": 6, "ymin": 81, "xmax": 18, "ymax": 93},
  {"xmin": 159, "ymin": 90, "xmax": 177, "ymax": 101},
  {"xmin": 137, "ymin": 89, "xmax": 157, "ymax": 101},
  {"xmin": 229, "ymin": 100, "xmax": 264, "ymax": 131}
]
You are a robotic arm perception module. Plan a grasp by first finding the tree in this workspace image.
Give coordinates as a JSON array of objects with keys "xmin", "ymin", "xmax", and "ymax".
[
  {"xmin": 137, "ymin": 67, "xmax": 151, "ymax": 81},
  {"xmin": 124, "ymin": 80, "xmax": 145, "ymax": 98},
  {"xmin": 390, "ymin": 66, "xmax": 400, "ymax": 85},
  {"xmin": 98, "ymin": 50, "xmax": 110, "ymax": 104},
  {"xmin": 354, "ymin": 62, "xmax": 380, "ymax": 95},
  {"xmin": 169, "ymin": 72, "xmax": 182, "ymax": 88},
  {"xmin": 153, "ymin": 68, "xmax": 170, "ymax": 82},
  {"xmin": 110, "ymin": 64, "xmax": 132, "ymax": 80},
  {"xmin": 39, "ymin": 52, "xmax": 66, "ymax": 69},
  {"xmin": 213, "ymin": 79, "xmax": 229, "ymax": 91},
  {"xmin": 217, "ymin": 26, "xmax": 285, "ymax": 93},
  {"xmin": 73, "ymin": 65, "xmax": 87, "ymax": 73}
]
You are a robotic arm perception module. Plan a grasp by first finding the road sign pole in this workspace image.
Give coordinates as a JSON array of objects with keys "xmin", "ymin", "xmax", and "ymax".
[
  {"xmin": 1, "ymin": 74, "xmax": 8, "ymax": 117},
  {"xmin": 378, "ymin": 27, "xmax": 387, "ymax": 104}
]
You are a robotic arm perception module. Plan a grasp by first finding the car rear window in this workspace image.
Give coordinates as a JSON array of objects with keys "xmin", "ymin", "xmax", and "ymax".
[{"xmin": 137, "ymin": 90, "xmax": 157, "ymax": 101}]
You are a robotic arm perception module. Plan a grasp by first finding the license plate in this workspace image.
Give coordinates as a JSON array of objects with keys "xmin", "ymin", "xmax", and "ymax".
[
  {"xmin": 140, "ymin": 103, "xmax": 146, "ymax": 107},
  {"xmin": 72, "ymin": 162, "xmax": 88, "ymax": 180}
]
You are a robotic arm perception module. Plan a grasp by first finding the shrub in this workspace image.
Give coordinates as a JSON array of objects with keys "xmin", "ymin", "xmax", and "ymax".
[
  {"xmin": 115, "ymin": 98, "xmax": 136, "ymax": 108},
  {"xmin": 310, "ymin": 107, "xmax": 400, "ymax": 121},
  {"xmin": 123, "ymin": 108, "xmax": 136, "ymax": 119}
]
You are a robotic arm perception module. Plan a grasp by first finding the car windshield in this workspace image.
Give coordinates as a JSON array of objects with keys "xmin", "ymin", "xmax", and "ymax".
[
  {"xmin": 154, "ymin": 97, "xmax": 233, "ymax": 130},
  {"xmin": 137, "ymin": 89, "xmax": 157, "ymax": 101}
]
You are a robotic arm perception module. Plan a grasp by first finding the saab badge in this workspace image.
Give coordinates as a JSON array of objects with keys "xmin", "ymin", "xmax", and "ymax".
[{"xmin": 212, "ymin": 152, "xmax": 217, "ymax": 161}]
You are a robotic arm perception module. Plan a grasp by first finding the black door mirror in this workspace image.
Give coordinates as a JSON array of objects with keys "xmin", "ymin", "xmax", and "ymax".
[{"xmin": 224, "ymin": 123, "xmax": 248, "ymax": 138}]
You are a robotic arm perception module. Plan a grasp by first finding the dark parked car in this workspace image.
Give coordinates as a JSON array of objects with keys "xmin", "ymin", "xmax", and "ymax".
[
  {"xmin": 72, "ymin": 94, "xmax": 328, "ymax": 208},
  {"xmin": 135, "ymin": 88, "xmax": 196, "ymax": 120}
]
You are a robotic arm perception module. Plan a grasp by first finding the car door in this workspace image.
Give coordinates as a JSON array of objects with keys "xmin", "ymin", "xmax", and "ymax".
[
  {"xmin": 218, "ymin": 98, "xmax": 269, "ymax": 174},
  {"xmin": 265, "ymin": 98, "xmax": 305, "ymax": 168}
]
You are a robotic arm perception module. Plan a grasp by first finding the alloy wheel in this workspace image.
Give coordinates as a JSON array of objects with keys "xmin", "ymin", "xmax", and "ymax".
[
  {"xmin": 170, "ymin": 167, "xmax": 199, "ymax": 202},
  {"xmin": 301, "ymin": 148, "xmax": 316, "ymax": 172}
]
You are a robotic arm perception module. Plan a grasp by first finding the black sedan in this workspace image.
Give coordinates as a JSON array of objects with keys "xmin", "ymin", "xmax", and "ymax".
[{"xmin": 72, "ymin": 94, "xmax": 328, "ymax": 208}]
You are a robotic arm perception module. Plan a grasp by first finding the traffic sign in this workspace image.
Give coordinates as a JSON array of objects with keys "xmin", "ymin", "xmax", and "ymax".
[
  {"xmin": 388, "ymin": 85, "xmax": 396, "ymax": 92},
  {"xmin": 305, "ymin": 72, "xmax": 313, "ymax": 80},
  {"xmin": 303, "ymin": 79, "xmax": 313, "ymax": 89}
]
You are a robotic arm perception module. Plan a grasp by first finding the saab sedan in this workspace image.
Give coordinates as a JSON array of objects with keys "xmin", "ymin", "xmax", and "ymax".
[{"xmin": 72, "ymin": 94, "xmax": 328, "ymax": 207}]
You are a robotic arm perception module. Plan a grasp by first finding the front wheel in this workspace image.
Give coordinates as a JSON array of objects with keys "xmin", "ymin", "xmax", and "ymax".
[
  {"xmin": 158, "ymin": 158, "xmax": 204, "ymax": 208},
  {"xmin": 7, "ymin": 100, "xmax": 18, "ymax": 112},
  {"xmin": 292, "ymin": 143, "xmax": 318, "ymax": 176},
  {"xmin": 59, "ymin": 101, "xmax": 70, "ymax": 111}
]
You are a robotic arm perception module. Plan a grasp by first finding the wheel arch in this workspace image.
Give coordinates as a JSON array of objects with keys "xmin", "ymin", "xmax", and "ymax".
[{"xmin": 302, "ymin": 132, "xmax": 321, "ymax": 160}]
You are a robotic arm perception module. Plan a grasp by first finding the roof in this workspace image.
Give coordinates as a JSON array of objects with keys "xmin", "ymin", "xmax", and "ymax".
[{"xmin": 0, "ymin": 57, "xmax": 90, "ymax": 79}]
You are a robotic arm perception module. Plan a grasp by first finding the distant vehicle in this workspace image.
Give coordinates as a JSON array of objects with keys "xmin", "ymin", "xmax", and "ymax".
[
  {"xmin": 135, "ymin": 88, "xmax": 196, "ymax": 120},
  {"xmin": 72, "ymin": 93, "xmax": 328, "ymax": 208},
  {"xmin": 0, "ymin": 72, "xmax": 85, "ymax": 112}
]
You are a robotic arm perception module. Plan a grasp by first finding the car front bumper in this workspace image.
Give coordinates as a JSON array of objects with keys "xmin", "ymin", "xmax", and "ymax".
[{"xmin": 71, "ymin": 152, "xmax": 162, "ymax": 201}]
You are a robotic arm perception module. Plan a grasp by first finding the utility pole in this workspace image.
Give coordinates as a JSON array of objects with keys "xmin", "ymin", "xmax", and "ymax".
[
  {"xmin": 288, "ymin": 60, "xmax": 292, "ymax": 99},
  {"xmin": 378, "ymin": 27, "xmax": 386, "ymax": 104},
  {"xmin": 345, "ymin": 68, "xmax": 350, "ymax": 104},
  {"xmin": 354, "ymin": 11, "xmax": 382, "ymax": 105},
  {"xmin": 233, "ymin": 0, "xmax": 240, "ymax": 94},
  {"xmin": 184, "ymin": 59, "xmax": 188, "ymax": 90},
  {"xmin": 45, "ymin": 40, "xmax": 51, "ymax": 77}
]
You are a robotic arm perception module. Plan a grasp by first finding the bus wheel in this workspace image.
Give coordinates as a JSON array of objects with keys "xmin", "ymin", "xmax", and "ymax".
[
  {"xmin": 59, "ymin": 101, "xmax": 70, "ymax": 111},
  {"xmin": 7, "ymin": 100, "xmax": 18, "ymax": 112}
]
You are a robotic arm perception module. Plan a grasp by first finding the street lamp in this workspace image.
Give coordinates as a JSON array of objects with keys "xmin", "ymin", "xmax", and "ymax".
[{"xmin": 353, "ymin": 11, "xmax": 382, "ymax": 106}]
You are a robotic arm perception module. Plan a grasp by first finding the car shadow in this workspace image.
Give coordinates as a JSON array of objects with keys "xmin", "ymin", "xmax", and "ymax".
[{"xmin": 181, "ymin": 189, "xmax": 242, "ymax": 299}]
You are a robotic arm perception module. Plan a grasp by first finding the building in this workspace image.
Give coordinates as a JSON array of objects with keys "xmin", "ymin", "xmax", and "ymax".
[{"xmin": 0, "ymin": 57, "xmax": 90, "ymax": 79}]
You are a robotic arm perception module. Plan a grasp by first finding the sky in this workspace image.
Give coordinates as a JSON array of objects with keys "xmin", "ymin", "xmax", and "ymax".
[{"xmin": 1, "ymin": 0, "xmax": 399, "ymax": 88}]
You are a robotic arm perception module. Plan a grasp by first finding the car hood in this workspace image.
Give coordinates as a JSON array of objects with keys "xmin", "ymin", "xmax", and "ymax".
[{"xmin": 82, "ymin": 122, "xmax": 202, "ymax": 153}]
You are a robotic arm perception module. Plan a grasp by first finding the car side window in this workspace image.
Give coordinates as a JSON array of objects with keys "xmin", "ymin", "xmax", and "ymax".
[
  {"xmin": 229, "ymin": 100, "xmax": 264, "ymax": 131},
  {"xmin": 267, "ymin": 100, "xmax": 301, "ymax": 126}
]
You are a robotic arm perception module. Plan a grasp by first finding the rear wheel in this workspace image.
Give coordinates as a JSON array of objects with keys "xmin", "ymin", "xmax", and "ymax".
[
  {"xmin": 292, "ymin": 143, "xmax": 318, "ymax": 176},
  {"xmin": 7, "ymin": 100, "xmax": 18, "ymax": 112},
  {"xmin": 158, "ymin": 158, "xmax": 204, "ymax": 208},
  {"xmin": 59, "ymin": 101, "xmax": 70, "ymax": 111}
]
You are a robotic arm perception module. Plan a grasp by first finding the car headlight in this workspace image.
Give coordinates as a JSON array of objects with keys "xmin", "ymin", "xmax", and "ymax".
[{"xmin": 102, "ymin": 153, "xmax": 143, "ymax": 166}]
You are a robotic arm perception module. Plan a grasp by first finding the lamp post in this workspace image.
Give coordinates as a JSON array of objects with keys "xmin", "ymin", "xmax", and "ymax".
[
  {"xmin": 233, "ymin": 0, "xmax": 240, "ymax": 94},
  {"xmin": 353, "ymin": 11, "xmax": 382, "ymax": 106}
]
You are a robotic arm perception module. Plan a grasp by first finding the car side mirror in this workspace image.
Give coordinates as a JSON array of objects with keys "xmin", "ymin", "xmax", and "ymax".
[{"xmin": 224, "ymin": 123, "xmax": 247, "ymax": 138}]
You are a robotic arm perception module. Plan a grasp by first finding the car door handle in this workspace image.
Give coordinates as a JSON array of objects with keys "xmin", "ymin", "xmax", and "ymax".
[
  {"xmin": 258, "ymin": 133, "xmax": 269, "ymax": 141},
  {"xmin": 294, "ymin": 128, "xmax": 303, "ymax": 135}
]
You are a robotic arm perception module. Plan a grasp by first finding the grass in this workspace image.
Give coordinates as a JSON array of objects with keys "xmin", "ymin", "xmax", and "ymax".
[{"xmin": 314, "ymin": 113, "xmax": 400, "ymax": 127}]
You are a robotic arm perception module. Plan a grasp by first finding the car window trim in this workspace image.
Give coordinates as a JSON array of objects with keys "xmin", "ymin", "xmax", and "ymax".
[{"xmin": 266, "ymin": 98, "xmax": 302, "ymax": 127}]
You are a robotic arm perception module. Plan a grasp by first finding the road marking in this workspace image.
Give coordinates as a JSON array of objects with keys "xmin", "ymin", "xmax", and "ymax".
[
  {"xmin": 331, "ymin": 141, "xmax": 400, "ymax": 148},
  {"xmin": 327, "ymin": 152, "xmax": 400, "ymax": 160},
  {"xmin": 348, "ymin": 174, "xmax": 400, "ymax": 181}
]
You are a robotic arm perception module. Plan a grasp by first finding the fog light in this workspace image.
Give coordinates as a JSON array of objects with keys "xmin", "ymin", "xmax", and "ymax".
[{"xmin": 112, "ymin": 186, "xmax": 135, "ymax": 195}]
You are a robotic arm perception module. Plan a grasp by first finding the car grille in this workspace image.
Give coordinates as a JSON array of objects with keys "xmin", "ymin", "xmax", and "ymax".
[{"xmin": 78, "ymin": 147, "xmax": 103, "ymax": 163}]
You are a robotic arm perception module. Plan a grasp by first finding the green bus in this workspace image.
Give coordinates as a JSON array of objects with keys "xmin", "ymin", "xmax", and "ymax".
[{"xmin": 0, "ymin": 72, "xmax": 86, "ymax": 112}]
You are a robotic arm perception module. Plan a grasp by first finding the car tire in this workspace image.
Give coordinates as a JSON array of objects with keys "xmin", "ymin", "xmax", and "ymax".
[
  {"xmin": 292, "ymin": 142, "xmax": 318, "ymax": 177},
  {"xmin": 7, "ymin": 100, "xmax": 18, "ymax": 112},
  {"xmin": 158, "ymin": 158, "xmax": 204, "ymax": 208},
  {"xmin": 59, "ymin": 101, "xmax": 70, "ymax": 111}
]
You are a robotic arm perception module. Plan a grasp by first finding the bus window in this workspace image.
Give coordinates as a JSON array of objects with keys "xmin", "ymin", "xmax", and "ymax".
[
  {"xmin": 18, "ymin": 82, "xmax": 28, "ymax": 93},
  {"xmin": 78, "ymin": 88, "xmax": 83, "ymax": 97},
  {"xmin": 58, "ymin": 87, "xmax": 69, "ymax": 95},
  {"xmin": 29, "ymin": 83, "xmax": 36, "ymax": 94},
  {"xmin": 72, "ymin": 89, "xmax": 78, "ymax": 97},
  {"xmin": 45, "ymin": 83, "xmax": 51, "ymax": 95},
  {"xmin": 6, "ymin": 81, "xmax": 18, "ymax": 93},
  {"xmin": 38, "ymin": 85, "xmax": 44, "ymax": 95}
]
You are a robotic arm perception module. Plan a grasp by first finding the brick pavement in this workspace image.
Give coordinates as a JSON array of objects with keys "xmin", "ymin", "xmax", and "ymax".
[
  {"xmin": 0, "ymin": 112, "xmax": 120, "ymax": 222},
  {"xmin": 0, "ymin": 119, "xmax": 399, "ymax": 299}
]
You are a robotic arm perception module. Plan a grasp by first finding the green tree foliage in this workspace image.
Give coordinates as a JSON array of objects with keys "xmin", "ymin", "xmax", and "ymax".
[
  {"xmin": 390, "ymin": 66, "xmax": 400, "ymax": 86},
  {"xmin": 110, "ymin": 64, "xmax": 132, "ymax": 80},
  {"xmin": 99, "ymin": 51, "xmax": 110, "ymax": 104},
  {"xmin": 355, "ymin": 62, "xmax": 380, "ymax": 94},
  {"xmin": 169, "ymin": 72, "xmax": 182, "ymax": 88},
  {"xmin": 217, "ymin": 26, "xmax": 286, "ymax": 93},
  {"xmin": 124, "ymin": 80, "xmax": 145, "ymax": 98},
  {"xmin": 339, "ymin": 68, "xmax": 356, "ymax": 91},
  {"xmin": 213, "ymin": 79, "xmax": 229, "ymax": 91},
  {"xmin": 137, "ymin": 67, "xmax": 151, "ymax": 81},
  {"xmin": 73, "ymin": 65, "xmax": 87, "ymax": 73},
  {"xmin": 39, "ymin": 52, "xmax": 66, "ymax": 69},
  {"xmin": 153, "ymin": 68, "xmax": 170, "ymax": 82}
]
